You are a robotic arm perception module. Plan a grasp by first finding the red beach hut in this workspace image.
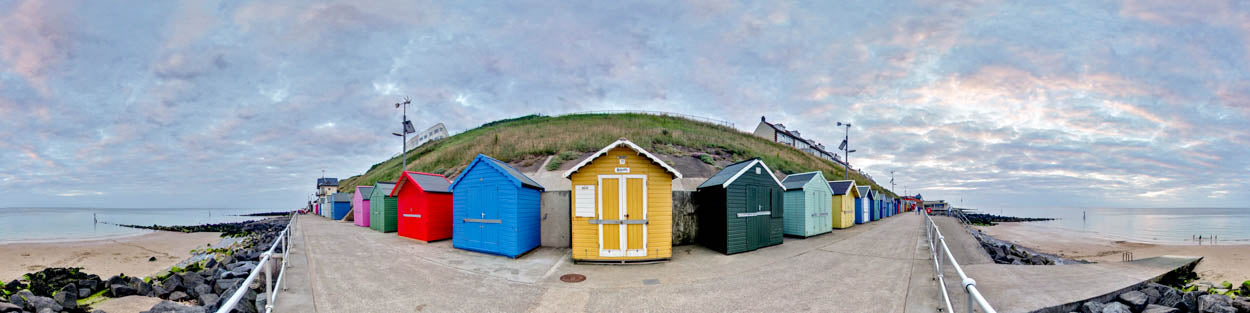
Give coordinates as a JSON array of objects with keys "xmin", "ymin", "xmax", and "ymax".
[{"xmin": 391, "ymin": 171, "xmax": 454, "ymax": 242}]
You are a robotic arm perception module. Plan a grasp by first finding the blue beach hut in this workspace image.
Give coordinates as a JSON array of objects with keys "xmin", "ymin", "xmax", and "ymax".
[
  {"xmin": 855, "ymin": 186, "xmax": 873, "ymax": 224},
  {"xmin": 331, "ymin": 192, "xmax": 352, "ymax": 220},
  {"xmin": 450, "ymin": 154, "xmax": 545, "ymax": 258}
]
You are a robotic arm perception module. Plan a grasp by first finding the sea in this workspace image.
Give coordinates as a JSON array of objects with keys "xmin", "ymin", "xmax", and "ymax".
[
  {"xmin": 0, "ymin": 207, "xmax": 282, "ymax": 243},
  {"xmin": 968, "ymin": 207, "xmax": 1250, "ymax": 245}
]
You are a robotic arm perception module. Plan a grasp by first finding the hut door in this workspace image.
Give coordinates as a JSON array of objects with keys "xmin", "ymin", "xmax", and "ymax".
[
  {"xmin": 745, "ymin": 185, "xmax": 768, "ymax": 249},
  {"xmin": 476, "ymin": 185, "xmax": 501, "ymax": 249},
  {"xmin": 598, "ymin": 175, "xmax": 648, "ymax": 257}
]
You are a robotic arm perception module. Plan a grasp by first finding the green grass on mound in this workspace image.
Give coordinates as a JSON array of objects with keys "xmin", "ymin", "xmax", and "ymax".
[{"xmin": 339, "ymin": 113, "xmax": 894, "ymax": 197}]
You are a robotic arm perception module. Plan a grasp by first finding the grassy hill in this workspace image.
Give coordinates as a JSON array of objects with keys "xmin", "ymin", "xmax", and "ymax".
[{"xmin": 338, "ymin": 113, "xmax": 895, "ymax": 197}]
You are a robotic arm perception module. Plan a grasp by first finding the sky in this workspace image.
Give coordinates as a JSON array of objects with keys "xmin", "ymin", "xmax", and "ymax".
[{"xmin": 1, "ymin": 0, "xmax": 1248, "ymax": 210}]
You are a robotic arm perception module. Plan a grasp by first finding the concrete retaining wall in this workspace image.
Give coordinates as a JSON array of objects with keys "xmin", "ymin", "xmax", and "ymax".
[
  {"xmin": 540, "ymin": 191, "xmax": 571, "ymax": 248},
  {"xmin": 537, "ymin": 190, "xmax": 701, "ymax": 248}
]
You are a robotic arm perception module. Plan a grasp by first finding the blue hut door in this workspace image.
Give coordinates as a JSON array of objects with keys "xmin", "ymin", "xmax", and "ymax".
[{"xmin": 478, "ymin": 185, "xmax": 501, "ymax": 250}]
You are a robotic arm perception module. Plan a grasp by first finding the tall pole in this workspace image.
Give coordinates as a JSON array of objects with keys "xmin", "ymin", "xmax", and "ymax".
[
  {"xmin": 889, "ymin": 170, "xmax": 895, "ymax": 195},
  {"xmin": 401, "ymin": 101, "xmax": 407, "ymax": 172}
]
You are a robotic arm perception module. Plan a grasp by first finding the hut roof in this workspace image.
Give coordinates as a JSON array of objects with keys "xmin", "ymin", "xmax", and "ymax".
[
  {"xmin": 780, "ymin": 171, "xmax": 821, "ymax": 190},
  {"xmin": 452, "ymin": 154, "xmax": 544, "ymax": 191},
  {"xmin": 828, "ymin": 180, "xmax": 857, "ymax": 195},
  {"xmin": 697, "ymin": 158, "xmax": 783, "ymax": 189},
  {"xmin": 562, "ymin": 139, "xmax": 682, "ymax": 179},
  {"xmin": 394, "ymin": 171, "xmax": 452, "ymax": 195}
]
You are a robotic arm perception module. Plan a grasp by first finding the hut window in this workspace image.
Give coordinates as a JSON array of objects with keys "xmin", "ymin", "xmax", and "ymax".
[
  {"xmin": 755, "ymin": 167, "xmax": 760, "ymax": 175},
  {"xmin": 618, "ymin": 156, "xmax": 626, "ymax": 164}
]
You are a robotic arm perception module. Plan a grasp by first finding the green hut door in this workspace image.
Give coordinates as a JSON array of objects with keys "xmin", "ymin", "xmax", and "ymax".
[{"xmin": 744, "ymin": 185, "xmax": 770, "ymax": 250}]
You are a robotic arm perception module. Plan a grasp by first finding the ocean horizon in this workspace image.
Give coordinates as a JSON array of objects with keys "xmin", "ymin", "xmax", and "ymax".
[
  {"xmin": 967, "ymin": 207, "xmax": 1250, "ymax": 245},
  {"xmin": 0, "ymin": 207, "xmax": 284, "ymax": 243}
]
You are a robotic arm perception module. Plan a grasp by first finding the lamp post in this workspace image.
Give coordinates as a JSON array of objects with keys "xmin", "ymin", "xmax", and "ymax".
[
  {"xmin": 836, "ymin": 122, "xmax": 855, "ymax": 180},
  {"xmin": 889, "ymin": 170, "xmax": 896, "ymax": 195},
  {"xmin": 392, "ymin": 97, "xmax": 414, "ymax": 173}
]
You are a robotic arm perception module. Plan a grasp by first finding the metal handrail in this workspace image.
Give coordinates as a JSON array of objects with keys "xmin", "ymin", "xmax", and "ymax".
[
  {"xmin": 216, "ymin": 213, "xmax": 296, "ymax": 313},
  {"xmin": 924, "ymin": 211, "xmax": 996, "ymax": 313}
]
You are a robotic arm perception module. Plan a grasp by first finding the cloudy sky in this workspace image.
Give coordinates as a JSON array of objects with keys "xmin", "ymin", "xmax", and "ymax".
[{"xmin": 2, "ymin": 0, "xmax": 1248, "ymax": 210}]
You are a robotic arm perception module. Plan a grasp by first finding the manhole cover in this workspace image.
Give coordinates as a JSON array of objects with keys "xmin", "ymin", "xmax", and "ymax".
[{"xmin": 560, "ymin": 274, "xmax": 586, "ymax": 283}]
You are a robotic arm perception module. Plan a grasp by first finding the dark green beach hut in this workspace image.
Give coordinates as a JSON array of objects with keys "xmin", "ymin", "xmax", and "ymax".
[
  {"xmin": 368, "ymin": 181, "xmax": 398, "ymax": 233},
  {"xmin": 695, "ymin": 158, "xmax": 785, "ymax": 255}
]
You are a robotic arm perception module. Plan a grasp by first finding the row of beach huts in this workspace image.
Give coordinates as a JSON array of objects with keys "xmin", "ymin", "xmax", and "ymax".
[{"xmin": 310, "ymin": 139, "xmax": 922, "ymax": 262}]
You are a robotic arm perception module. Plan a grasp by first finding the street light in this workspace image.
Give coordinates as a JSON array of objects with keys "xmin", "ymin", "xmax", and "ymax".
[
  {"xmin": 836, "ymin": 122, "xmax": 854, "ymax": 180},
  {"xmin": 393, "ymin": 97, "xmax": 415, "ymax": 173}
]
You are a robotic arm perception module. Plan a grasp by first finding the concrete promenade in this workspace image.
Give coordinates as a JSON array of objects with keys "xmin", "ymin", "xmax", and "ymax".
[
  {"xmin": 930, "ymin": 216, "xmax": 1202, "ymax": 313},
  {"xmin": 276, "ymin": 213, "xmax": 943, "ymax": 312},
  {"xmin": 273, "ymin": 213, "xmax": 1199, "ymax": 313}
]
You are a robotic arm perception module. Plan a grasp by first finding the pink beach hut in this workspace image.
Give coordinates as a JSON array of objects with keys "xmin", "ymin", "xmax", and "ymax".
[{"xmin": 353, "ymin": 186, "xmax": 374, "ymax": 227}]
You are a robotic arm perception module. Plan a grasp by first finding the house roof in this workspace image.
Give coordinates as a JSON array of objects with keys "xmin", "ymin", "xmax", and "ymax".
[
  {"xmin": 370, "ymin": 182, "xmax": 396, "ymax": 198},
  {"xmin": 393, "ymin": 172, "xmax": 452, "ymax": 196},
  {"xmin": 697, "ymin": 158, "xmax": 784, "ymax": 189},
  {"xmin": 562, "ymin": 139, "xmax": 683, "ymax": 179},
  {"xmin": 828, "ymin": 180, "xmax": 857, "ymax": 195},
  {"xmin": 451, "ymin": 154, "xmax": 544, "ymax": 191},
  {"xmin": 317, "ymin": 177, "xmax": 338, "ymax": 187},
  {"xmin": 758, "ymin": 118, "xmax": 843, "ymax": 165},
  {"xmin": 780, "ymin": 171, "xmax": 821, "ymax": 190}
]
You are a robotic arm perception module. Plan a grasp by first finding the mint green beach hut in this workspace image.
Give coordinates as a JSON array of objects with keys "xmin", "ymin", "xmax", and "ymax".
[
  {"xmin": 780, "ymin": 171, "xmax": 834, "ymax": 237},
  {"xmin": 368, "ymin": 181, "xmax": 398, "ymax": 233}
]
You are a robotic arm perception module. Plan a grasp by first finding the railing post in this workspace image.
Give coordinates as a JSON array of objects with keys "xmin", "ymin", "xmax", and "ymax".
[
  {"xmin": 968, "ymin": 291, "xmax": 975, "ymax": 313},
  {"xmin": 264, "ymin": 252, "xmax": 273, "ymax": 306}
]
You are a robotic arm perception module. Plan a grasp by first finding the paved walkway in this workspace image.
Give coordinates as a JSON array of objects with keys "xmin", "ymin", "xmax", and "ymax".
[
  {"xmin": 929, "ymin": 216, "xmax": 1202, "ymax": 313},
  {"xmin": 276, "ymin": 213, "xmax": 944, "ymax": 312}
]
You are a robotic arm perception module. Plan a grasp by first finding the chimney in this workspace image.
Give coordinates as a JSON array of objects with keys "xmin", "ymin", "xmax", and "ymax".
[{"xmin": 761, "ymin": 116, "xmax": 766, "ymax": 122}]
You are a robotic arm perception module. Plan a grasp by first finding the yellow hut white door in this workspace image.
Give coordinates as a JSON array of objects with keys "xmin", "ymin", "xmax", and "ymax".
[{"xmin": 598, "ymin": 175, "xmax": 647, "ymax": 257}]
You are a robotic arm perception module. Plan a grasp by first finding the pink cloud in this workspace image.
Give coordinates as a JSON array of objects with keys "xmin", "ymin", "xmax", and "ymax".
[{"xmin": 0, "ymin": 0, "xmax": 71, "ymax": 96}]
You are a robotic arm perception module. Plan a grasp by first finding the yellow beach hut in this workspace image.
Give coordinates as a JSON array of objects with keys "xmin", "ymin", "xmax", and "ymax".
[
  {"xmin": 828, "ymin": 180, "xmax": 859, "ymax": 229},
  {"xmin": 564, "ymin": 139, "xmax": 683, "ymax": 263}
]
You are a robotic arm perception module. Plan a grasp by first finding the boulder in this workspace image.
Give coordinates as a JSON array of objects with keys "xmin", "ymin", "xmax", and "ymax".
[
  {"xmin": 1230, "ymin": 298, "xmax": 1250, "ymax": 313},
  {"xmin": 0, "ymin": 302, "xmax": 20, "ymax": 313},
  {"xmin": 152, "ymin": 283, "xmax": 171, "ymax": 299},
  {"xmin": 109, "ymin": 284, "xmax": 138, "ymax": 297},
  {"xmin": 106, "ymin": 275, "xmax": 127, "ymax": 287},
  {"xmin": 37, "ymin": 308, "xmax": 53, "ymax": 313},
  {"xmin": 1027, "ymin": 255, "xmax": 1047, "ymax": 265},
  {"xmin": 26, "ymin": 295, "xmax": 62, "ymax": 313},
  {"xmin": 163, "ymin": 274, "xmax": 184, "ymax": 292},
  {"xmin": 78, "ymin": 288, "xmax": 92, "ymax": 299},
  {"xmin": 1143, "ymin": 287, "xmax": 1162, "ymax": 304},
  {"xmin": 1183, "ymin": 292, "xmax": 1202, "ymax": 312},
  {"xmin": 1202, "ymin": 294, "xmax": 1233, "ymax": 309},
  {"xmin": 1159, "ymin": 288, "xmax": 1184, "ymax": 308},
  {"xmin": 3, "ymin": 280, "xmax": 23, "ymax": 292},
  {"xmin": 1102, "ymin": 302, "xmax": 1132, "ymax": 313},
  {"xmin": 1081, "ymin": 301, "xmax": 1105, "ymax": 313},
  {"xmin": 169, "ymin": 291, "xmax": 190, "ymax": 302},
  {"xmin": 1119, "ymin": 291, "xmax": 1149, "ymax": 312},
  {"xmin": 141, "ymin": 300, "xmax": 207, "ymax": 313},
  {"xmin": 205, "ymin": 258, "xmax": 219, "ymax": 269},
  {"xmin": 179, "ymin": 273, "xmax": 204, "ymax": 289},
  {"xmin": 53, "ymin": 283, "xmax": 77, "ymax": 309},
  {"xmin": 215, "ymin": 278, "xmax": 241, "ymax": 294},
  {"xmin": 198, "ymin": 293, "xmax": 219, "ymax": 308},
  {"xmin": 1143, "ymin": 304, "xmax": 1179, "ymax": 313},
  {"xmin": 192, "ymin": 284, "xmax": 211, "ymax": 299},
  {"xmin": 129, "ymin": 277, "xmax": 154, "ymax": 296},
  {"xmin": 8, "ymin": 290, "xmax": 33, "ymax": 309}
]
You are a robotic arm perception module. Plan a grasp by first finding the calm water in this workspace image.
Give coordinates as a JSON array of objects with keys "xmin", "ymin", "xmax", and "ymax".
[
  {"xmin": 0, "ymin": 207, "xmax": 279, "ymax": 243},
  {"xmin": 971, "ymin": 207, "xmax": 1250, "ymax": 245}
]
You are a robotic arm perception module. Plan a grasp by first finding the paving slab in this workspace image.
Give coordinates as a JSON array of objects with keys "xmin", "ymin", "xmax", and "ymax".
[{"xmin": 280, "ymin": 213, "xmax": 934, "ymax": 312}]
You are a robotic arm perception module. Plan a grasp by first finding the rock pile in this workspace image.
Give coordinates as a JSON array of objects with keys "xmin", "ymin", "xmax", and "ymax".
[
  {"xmin": 962, "ymin": 213, "xmax": 1054, "ymax": 225},
  {"xmin": 1075, "ymin": 283, "xmax": 1250, "ymax": 313},
  {"xmin": 1, "ymin": 217, "xmax": 289, "ymax": 313}
]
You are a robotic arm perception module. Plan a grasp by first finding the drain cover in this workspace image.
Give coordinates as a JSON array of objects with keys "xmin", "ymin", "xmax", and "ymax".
[
  {"xmin": 560, "ymin": 274, "xmax": 586, "ymax": 283},
  {"xmin": 642, "ymin": 279, "xmax": 660, "ymax": 285}
]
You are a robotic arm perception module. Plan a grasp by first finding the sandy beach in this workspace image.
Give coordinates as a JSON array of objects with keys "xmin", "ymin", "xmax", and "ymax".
[
  {"xmin": 975, "ymin": 222, "xmax": 1250, "ymax": 284},
  {"xmin": 0, "ymin": 231, "xmax": 223, "ymax": 281}
]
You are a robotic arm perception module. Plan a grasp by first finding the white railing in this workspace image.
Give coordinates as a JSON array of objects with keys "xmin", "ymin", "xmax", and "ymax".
[
  {"xmin": 560, "ymin": 110, "xmax": 736, "ymax": 128},
  {"xmin": 216, "ymin": 213, "xmax": 296, "ymax": 313},
  {"xmin": 924, "ymin": 211, "xmax": 996, "ymax": 313}
]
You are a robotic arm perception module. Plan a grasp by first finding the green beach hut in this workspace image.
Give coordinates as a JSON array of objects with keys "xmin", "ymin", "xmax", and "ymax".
[
  {"xmin": 695, "ymin": 158, "xmax": 786, "ymax": 255},
  {"xmin": 779, "ymin": 171, "xmax": 834, "ymax": 238},
  {"xmin": 368, "ymin": 181, "xmax": 398, "ymax": 233}
]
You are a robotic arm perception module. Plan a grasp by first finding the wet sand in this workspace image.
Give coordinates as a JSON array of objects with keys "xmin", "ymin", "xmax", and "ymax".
[
  {"xmin": 0, "ymin": 231, "xmax": 222, "ymax": 281},
  {"xmin": 975, "ymin": 222, "xmax": 1250, "ymax": 284}
]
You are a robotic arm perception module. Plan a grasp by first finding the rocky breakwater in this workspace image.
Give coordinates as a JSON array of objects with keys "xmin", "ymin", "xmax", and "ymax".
[
  {"xmin": 1, "ymin": 217, "xmax": 290, "ymax": 313},
  {"xmin": 1075, "ymin": 282, "xmax": 1250, "ymax": 313},
  {"xmin": 970, "ymin": 228, "xmax": 1082, "ymax": 265},
  {"xmin": 962, "ymin": 212, "xmax": 1054, "ymax": 226}
]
